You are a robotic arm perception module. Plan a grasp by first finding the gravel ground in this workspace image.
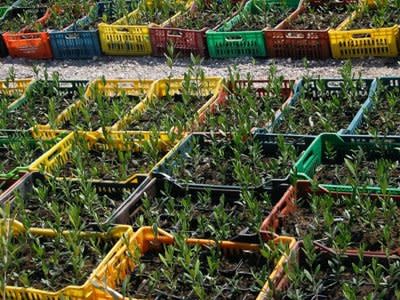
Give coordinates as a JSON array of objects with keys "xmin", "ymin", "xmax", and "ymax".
[{"xmin": 0, "ymin": 56, "xmax": 400, "ymax": 80}]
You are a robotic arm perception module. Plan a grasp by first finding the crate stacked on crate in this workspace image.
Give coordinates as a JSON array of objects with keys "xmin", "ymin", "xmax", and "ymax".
[
  {"xmin": 149, "ymin": 0, "xmax": 245, "ymax": 57},
  {"xmin": 98, "ymin": 0, "xmax": 188, "ymax": 56},
  {"xmin": 329, "ymin": 0, "xmax": 400, "ymax": 58},
  {"xmin": 206, "ymin": 0, "xmax": 299, "ymax": 59},
  {"xmin": 264, "ymin": 0, "xmax": 358, "ymax": 59}
]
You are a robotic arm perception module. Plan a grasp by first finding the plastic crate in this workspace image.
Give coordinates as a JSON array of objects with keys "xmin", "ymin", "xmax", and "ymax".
[
  {"xmin": 197, "ymin": 78, "xmax": 295, "ymax": 130},
  {"xmin": 260, "ymin": 180, "xmax": 400, "ymax": 256},
  {"xmin": 112, "ymin": 76, "xmax": 225, "ymax": 131},
  {"xmin": 29, "ymin": 131, "xmax": 179, "ymax": 184},
  {"xmin": 0, "ymin": 130, "xmax": 62, "ymax": 180},
  {"xmin": 0, "ymin": 171, "xmax": 149, "ymax": 229},
  {"xmin": 152, "ymin": 132, "xmax": 315, "ymax": 192},
  {"xmin": 109, "ymin": 177, "xmax": 288, "ymax": 236},
  {"xmin": 49, "ymin": 78, "xmax": 155, "ymax": 132},
  {"xmin": 6, "ymin": 79, "xmax": 88, "ymax": 132},
  {"xmin": 0, "ymin": 78, "xmax": 31, "ymax": 107},
  {"xmin": 269, "ymin": 78, "xmax": 376, "ymax": 135},
  {"xmin": 0, "ymin": 6, "xmax": 8, "ymax": 19},
  {"xmin": 328, "ymin": 3, "xmax": 400, "ymax": 59},
  {"xmin": 206, "ymin": 0, "xmax": 299, "ymax": 59},
  {"xmin": 0, "ymin": 219, "xmax": 133, "ymax": 300},
  {"xmin": 346, "ymin": 77, "xmax": 400, "ymax": 135},
  {"xmin": 49, "ymin": 2, "xmax": 111, "ymax": 60},
  {"xmin": 295, "ymin": 133, "xmax": 400, "ymax": 194},
  {"xmin": 149, "ymin": 0, "xmax": 243, "ymax": 57},
  {"xmin": 272, "ymin": 241, "xmax": 398, "ymax": 298},
  {"xmin": 0, "ymin": 33, "xmax": 7, "ymax": 57},
  {"xmin": 90, "ymin": 226, "xmax": 296, "ymax": 300},
  {"xmin": 98, "ymin": 0, "xmax": 185, "ymax": 56},
  {"xmin": 2, "ymin": 7, "xmax": 53, "ymax": 59},
  {"xmin": 264, "ymin": 0, "xmax": 356, "ymax": 59}
]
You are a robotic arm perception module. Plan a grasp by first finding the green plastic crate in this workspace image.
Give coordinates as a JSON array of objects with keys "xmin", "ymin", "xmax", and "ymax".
[
  {"xmin": 206, "ymin": 0, "xmax": 299, "ymax": 58},
  {"xmin": 294, "ymin": 133, "xmax": 400, "ymax": 194},
  {"xmin": 0, "ymin": 6, "xmax": 8, "ymax": 19}
]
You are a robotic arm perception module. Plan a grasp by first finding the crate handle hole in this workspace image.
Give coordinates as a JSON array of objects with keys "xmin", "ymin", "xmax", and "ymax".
[
  {"xmin": 66, "ymin": 33, "xmax": 79, "ymax": 39},
  {"xmin": 167, "ymin": 30, "xmax": 183, "ymax": 37},
  {"xmin": 225, "ymin": 36, "xmax": 243, "ymax": 42},
  {"xmin": 352, "ymin": 33, "xmax": 371, "ymax": 39},
  {"xmin": 285, "ymin": 32, "xmax": 305, "ymax": 39}
]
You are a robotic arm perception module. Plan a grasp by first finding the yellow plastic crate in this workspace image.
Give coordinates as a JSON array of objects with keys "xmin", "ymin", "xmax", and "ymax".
[
  {"xmin": 112, "ymin": 76, "xmax": 225, "ymax": 131},
  {"xmin": 98, "ymin": 0, "xmax": 188, "ymax": 56},
  {"xmin": 0, "ymin": 78, "xmax": 32, "ymax": 108},
  {"xmin": 0, "ymin": 219, "xmax": 133, "ymax": 300},
  {"xmin": 34, "ymin": 78, "xmax": 156, "ymax": 138},
  {"xmin": 329, "ymin": 3, "xmax": 400, "ymax": 59},
  {"xmin": 28, "ymin": 130, "xmax": 181, "ymax": 184},
  {"xmin": 89, "ymin": 226, "xmax": 296, "ymax": 299}
]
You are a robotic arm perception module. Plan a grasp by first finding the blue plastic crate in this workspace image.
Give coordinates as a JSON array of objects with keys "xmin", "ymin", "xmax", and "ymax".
[
  {"xmin": 346, "ymin": 77, "xmax": 400, "ymax": 135},
  {"xmin": 49, "ymin": 4, "xmax": 102, "ymax": 60},
  {"xmin": 269, "ymin": 78, "xmax": 376, "ymax": 135}
]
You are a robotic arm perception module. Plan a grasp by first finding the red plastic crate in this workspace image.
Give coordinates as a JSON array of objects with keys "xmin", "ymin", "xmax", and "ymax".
[{"xmin": 264, "ymin": 0, "xmax": 356, "ymax": 59}]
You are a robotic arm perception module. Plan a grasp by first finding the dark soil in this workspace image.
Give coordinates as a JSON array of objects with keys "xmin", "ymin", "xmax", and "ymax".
[
  {"xmin": 200, "ymin": 86, "xmax": 286, "ymax": 131},
  {"xmin": 232, "ymin": 6, "xmax": 293, "ymax": 31},
  {"xmin": 278, "ymin": 251, "xmax": 400, "ymax": 299},
  {"xmin": 120, "ymin": 245, "xmax": 273, "ymax": 299},
  {"xmin": 0, "ymin": 139, "xmax": 52, "ymax": 174},
  {"xmin": 4, "ymin": 233, "xmax": 114, "ymax": 291},
  {"xmin": 279, "ymin": 196, "xmax": 400, "ymax": 251},
  {"xmin": 14, "ymin": 179, "xmax": 127, "ymax": 228},
  {"xmin": 288, "ymin": 5, "xmax": 350, "ymax": 30},
  {"xmin": 134, "ymin": 190, "xmax": 271, "ymax": 240},
  {"xmin": 357, "ymin": 88, "xmax": 400, "ymax": 135},
  {"xmin": 63, "ymin": 95, "xmax": 140, "ymax": 131},
  {"xmin": 274, "ymin": 89, "xmax": 365, "ymax": 135},
  {"xmin": 169, "ymin": 136, "xmax": 296, "ymax": 186},
  {"xmin": 316, "ymin": 159, "xmax": 400, "ymax": 187},
  {"xmin": 126, "ymin": 94, "xmax": 210, "ymax": 131},
  {"xmin": 59, "ymin": 148, "xmax": 166, "ymax": 181},
  {"xmin": 3, "ymin": 82, "xmax": 82, "ymax": 129},
  {"xmin": 348, "ymin": 4, "xmax": 400, "ymax": 29}
]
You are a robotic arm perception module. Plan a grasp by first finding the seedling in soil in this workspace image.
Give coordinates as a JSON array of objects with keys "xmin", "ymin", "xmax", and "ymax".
[
  {"xmin": 165, "ymin": 133, "xmax": 298, "ymax": 187},
  {"xmin": 11, "ymin": 175, "xmax": 134, "ymax": 231},
  {"xmin": 45, "ymin": 1, "xmax": 93, "ymax": 31},
  {"xmin": 316, "ymin": 147, "xmax": 400, "ymax": 188},
  {"xmin": 0, "ymin": 221, "xmax": 115, "ymax": 292},
  {"xmin": 135, "ymin": 187, "xmax": 272, "ymax": 241},
  {"xmin": 1, "ymin": 8, "xmax": 46, "ymax": 32},
  {"xmin": 0, "ymin": 133, "xmax": 56, "ymax": 176},
  {"xmin": 274, "ymin": 61, "xmax": 369, "ymax": 135},
  {"xmin": 348, "ymin": 0, "xmax": 400, "ymax": 29},
  {"xmin": 100, "ymin": 0, "xmax": 138, "ymax": 24},
  {"xmin": 4, "ymin": 71, "xmax": 86, "ymax": 130},
  {"xmin": 118, "ymin": 232, "xmax": 289, "ymax": 299},
  {"xmin": 275, "ymin": 237, "xmax": 400, "ymax": 299},
  {"xmin": 287, "ymin": 0, "xmax": 356, "ymax": 30},
  {"xmin": 54, "ymin": 132, "xmax": 171, "ymax": 182},
  {"xmin": 122, "ymin": 0, "xmax": 186, "ymax": 25},
  {"xmin": 357, "ymin": 84, "xmax": 400, "ymax": 135},
  {"xmin": 170, "ymin": 0, "xmax": 241, "ymax": 30},
  {"xmin": 233, "ymin": 1, "xmax": 293, "ymax": 31},
  {"xmin": 63, "ymin": 79, "xmax": 144, "ymax": 131},
  {"xmin": 201, "ymin": 66, "xmax": 290, "ymax": 132},
  {"xmin": 0, "ymin": 1, "xmax": 15, "ymax": 5},
  {"xmin": 278, "ymin": 186, "xmax": 400, "ymax": 252}
]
